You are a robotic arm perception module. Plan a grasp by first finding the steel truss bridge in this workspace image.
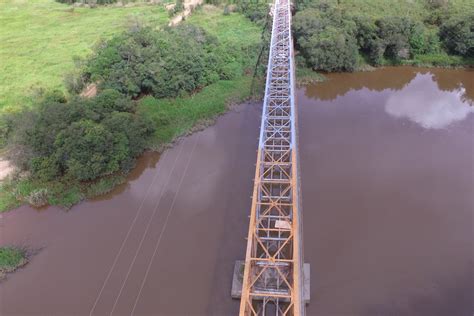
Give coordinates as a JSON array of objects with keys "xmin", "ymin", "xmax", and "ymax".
[{"xmin": 239, "ymin": 0, "xmax": 305, "ymax": 314}]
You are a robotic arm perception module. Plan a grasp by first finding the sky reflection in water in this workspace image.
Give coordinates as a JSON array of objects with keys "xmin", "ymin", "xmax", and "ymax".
[
  {"xmin": 385, "ymin": 73, "xmax": 473, "ymax": 129},
  {"xmin": 304, "ymin": 67, "xmax": 473, "ymax": 129}
]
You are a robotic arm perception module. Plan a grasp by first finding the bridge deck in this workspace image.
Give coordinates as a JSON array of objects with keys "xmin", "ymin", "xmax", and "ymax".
[{"xmin": 239, "ymin": 0, "xmax": 305, "ymax": 315}]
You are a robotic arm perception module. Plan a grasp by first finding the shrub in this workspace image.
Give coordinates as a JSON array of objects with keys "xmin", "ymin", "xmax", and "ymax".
[
  {"xmin": 293, "ymin": 3, "xmax": 358, "ymax": 71},
  {"xmin": 300, "ymin": 27, "xmax": 358, "ymax": 72},
  {"xmin": 83, "ymin": 24, "xmax": 228, "ymax": 99},
  {"xmin": 375, "ymin": 17, "xmax": 414, "ymax": 60},
  {"xmin": 351, "ymin": 14, "xmax": 385, "ymax": 64},
  {"xmin": 352, "ymin": 15, "xmax": 377, "ymax": 52},
  {"xmin": 65, "ymin": 71, "xmax": 87, "ymax": 94},
  {"xmin": 237, "ymin": 1, "xmax": 269, "ymax": 24},
  {"xmin": 27, "ymin": 189, "xmax": 49, "ymax": 208},
  {"xmin": 440, "ymin": 13, "xmax": 474, "ymax": 57},
  {"xmin": 8, "ymin": 90, "xmax": 155, "ymax": 182},
  {"xmin": 409, "ymin": 25, "xmax": 441, "ymax": 55}
]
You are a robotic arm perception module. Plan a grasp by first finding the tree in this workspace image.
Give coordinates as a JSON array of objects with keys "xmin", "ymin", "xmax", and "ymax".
[
  {"xmin": 83, "ymin": 24, "xmax": 228, "ymax": 99},
  {"xmin": 293, "ymin": 4, "xmax": 358, "ymax": 71},
  {"xmin": 440, "ymin": 13, "xmax": 474, "ymax": 57},
  {"xmin": 376, "ymin": 17, "xmax": 413, "ymax": 60},
  {"xmin": 8, "ymin": 89, "xmax": 155, "ymax": 182}
]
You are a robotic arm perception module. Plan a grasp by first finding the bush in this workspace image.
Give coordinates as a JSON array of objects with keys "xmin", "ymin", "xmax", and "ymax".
[
  {"xmin": 27, "ymin": 189, "xmax": 49, "ymax": 208},
  {"xmin": 8, "ymin": 90, "xmax": 154, "ymax": 182},
  {"xmin": 409, "ymin": 26, "xmax": 441, "ymax": 55},
  {"xmin": 293, "ymin": 3, "xmax": 358, "ymax": 71},
  {"xmin": 293, "ymin": 0, "xmax": 473, "ymax": 71},
  {"xmin": 356, "ymin": 16, "xmax": 436, "ymax": 63},
  {"xmin": 375, "ymin": 17, "xmax": 414, "ymax": 60},
  {"xmin": 300, "ymin": 27, "xmax": 358, "ymax": 72},
  {"xmin": 237, "ymin": 1, "xmax": 269, "ymax": 24},
  {"xmin": 82, "ymin": 24, "xmax": 231, "ymax": 99},
  {"xmin": 440, "ymin": 13, "xmax": 474, "ymax": 57}
]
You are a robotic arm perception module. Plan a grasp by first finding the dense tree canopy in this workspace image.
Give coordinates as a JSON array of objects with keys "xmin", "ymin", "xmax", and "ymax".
[
  {"xmin": 77, "ymin": 24, "xmax": 243, "ymax": 99},
  {"xmin": 293, "ymin": 0, "xmax": 473, "ymax": 71},
  {"xmin": 293, "ymin": 4, "xmax": 358, "ymax": 71},
  {"xmin": 9, "ymin": 90, "xmax": 154, "ymax": 181},
  {"xmin": 440, "ymin": 13, "xmax": 474, "ymax": 57}
]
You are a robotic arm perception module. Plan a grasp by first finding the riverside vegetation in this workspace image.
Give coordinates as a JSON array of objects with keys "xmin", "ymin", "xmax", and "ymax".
[
  {"xmin": 0, "ymin": 0, "xmax": 170, "ymax": 111},
  {"xmin": 293, "ymin": 0, "xmax": 473, "ymax": 72},
  {"xmin": 0, "ymin": 3, "xmax": 263, "ymax": 211},
  {"xmin": 1, "ymin": 0, "xmax": 473, "ymax": 212},
  {"xmin": 0, "ymin": 247, "xmax": 28, "ymax": 281}
]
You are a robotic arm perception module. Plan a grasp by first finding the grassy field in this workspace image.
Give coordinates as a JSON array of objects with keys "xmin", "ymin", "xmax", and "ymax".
[
  {"xmin": 0, "ymin": 0, "xmax": 169, "ymax": 110},
  {"xmin": 186, "ymin": 5, "xmax": 261, "ymax": 50}
]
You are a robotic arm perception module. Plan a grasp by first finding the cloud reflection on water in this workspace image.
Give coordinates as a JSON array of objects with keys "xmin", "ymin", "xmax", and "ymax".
[{"xmin": 385, "ymin": 73, "xmax": 473, "ymax": 129}]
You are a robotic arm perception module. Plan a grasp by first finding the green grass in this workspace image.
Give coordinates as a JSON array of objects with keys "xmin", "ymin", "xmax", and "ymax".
[
  {"xmin": 0, "ymin": 247, "xmax": 25, "ymax": 268},
  {"xmin": 0, "ymin": 0, "xmax": 169, "ymax": 111},
  {"xmin": 296, "ymin": 67, "xmax": 326, "ymax": 85},
  {"xmin": 407, "ymin": 53, "xmax": 474, "ymax": 67},
  {"xmin": 139, "ymin": 75, "xmax": 256, "ymax": 148},
  {"xmin": 0, "ymin": 181, "xmax": 20, "ymax": 212},
  {"xmin": 0, "ymin": 247, "xmax": 27, "ymax": 280},
  {"xmin": 0, "ymin": 172, "xmax": 128, "ymax": 212},
  {"xmin": 187, "ymin": 5, "xmax": 261, "ymax": 49}
]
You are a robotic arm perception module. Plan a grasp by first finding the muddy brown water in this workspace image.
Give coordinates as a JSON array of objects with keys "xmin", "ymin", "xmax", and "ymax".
[{"xmin": 0, "ymin": 67, "xmax": 472, "ymax": 315}]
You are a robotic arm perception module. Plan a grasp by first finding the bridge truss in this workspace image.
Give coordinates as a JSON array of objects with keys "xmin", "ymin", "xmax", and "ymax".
[{"xmin": 239, "ymin": 0, "xmax": 305, "ymax": 315}]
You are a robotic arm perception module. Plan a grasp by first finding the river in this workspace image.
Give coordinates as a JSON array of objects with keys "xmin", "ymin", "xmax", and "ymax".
[{"xmin": 0, "ymin": 67, "xmax": 472, "ymax": 315}]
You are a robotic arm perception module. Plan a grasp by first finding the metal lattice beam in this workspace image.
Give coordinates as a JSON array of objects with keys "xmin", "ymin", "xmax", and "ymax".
[{"xmin": 239, "ymin": 0, "xmax": 305, "ymax": 315}]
